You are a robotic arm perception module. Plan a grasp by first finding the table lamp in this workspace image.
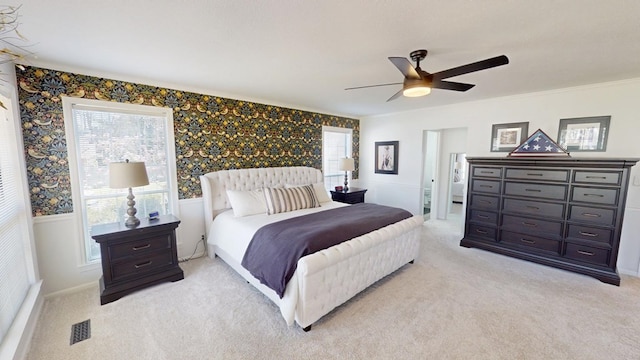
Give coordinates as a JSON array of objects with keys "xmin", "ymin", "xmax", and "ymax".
[
  {"xmin": 109, "ymin": 159, "xmax": 149, "ymax": 227},
  {"xmin": 339, "ymin": 157, "xmax": 355, "ymax": 191}
]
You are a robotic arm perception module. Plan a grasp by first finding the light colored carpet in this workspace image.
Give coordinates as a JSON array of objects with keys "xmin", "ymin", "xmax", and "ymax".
[{"xmin": 26, "ymin": 219, "xmax": 640, "ymax": 359}]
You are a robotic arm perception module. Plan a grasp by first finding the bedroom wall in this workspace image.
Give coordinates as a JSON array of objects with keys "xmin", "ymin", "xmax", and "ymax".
[
  {"xmin": 16, "ymin": 65, "xmax": 359, "ymax": 295},
  {"xmin": 359, "ymin": 78, "xmax": 640, "ymax": 276}
]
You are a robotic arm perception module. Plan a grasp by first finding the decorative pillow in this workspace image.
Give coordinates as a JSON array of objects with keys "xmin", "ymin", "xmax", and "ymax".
[
  {"xmin": 263, "ymin": 185, "xmax": 320, "ymax": 215},
  {"xmin": 226, "ymin": 189, "xmax": 267, "ymax": 217},
  {"xmin": 286, "ymin": 183, "xmax": 332, "ymax": 203}
]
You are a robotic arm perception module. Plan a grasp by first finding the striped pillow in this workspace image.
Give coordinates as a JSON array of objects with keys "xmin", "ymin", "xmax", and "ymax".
[{"xmin": 263, "ymin": 185, "xmax": 320, "ymax": 215}]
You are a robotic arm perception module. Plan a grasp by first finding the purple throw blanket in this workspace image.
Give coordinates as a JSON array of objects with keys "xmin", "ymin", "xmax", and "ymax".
[{"xmin": 241, "ymin": 203, "xmax": 412, "ymax": 298}]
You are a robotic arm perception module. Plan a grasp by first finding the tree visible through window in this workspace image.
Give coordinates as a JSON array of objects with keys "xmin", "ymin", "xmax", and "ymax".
[
  {"xmin": 64, "ymin": 99, "xmax": 178, "ymax": 263},
  {"xmin": 322, "ymin": 126, "xmax": 352, "ymax": 191}
]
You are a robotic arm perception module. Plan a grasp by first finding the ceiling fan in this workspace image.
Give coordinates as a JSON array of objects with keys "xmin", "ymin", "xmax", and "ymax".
[{"xmin": 345, "ymin": 49, "xmax": 509, "ymax": 101}]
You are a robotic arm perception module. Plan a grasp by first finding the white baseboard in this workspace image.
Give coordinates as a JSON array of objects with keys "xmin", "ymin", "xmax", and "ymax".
[
  {"xmin": 0, "ymin": 281, "xmax": 44, "ymax": 360},
  {"xmin": 44, "ymin": 281, "xmax": 98, "ymax": 299}
]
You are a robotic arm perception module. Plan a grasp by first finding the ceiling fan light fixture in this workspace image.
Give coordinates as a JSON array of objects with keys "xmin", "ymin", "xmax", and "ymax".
[{"xmin": 403, "ymin": 86, "xmax": 431, "ymax": 97}]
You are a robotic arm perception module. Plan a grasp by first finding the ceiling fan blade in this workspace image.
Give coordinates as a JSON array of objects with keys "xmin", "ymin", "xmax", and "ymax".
[
  {"xmin": 345, "ymin": 82, "xmax": 403, "ymax": 91},
  {"xmin": 386, "ymin": 88, "xmax": 404, "ymax": 102},
  {"xmin": 432, "ymin": 55, "xmax": 509, "ymax": 81},
  {"xmin": 388, "ymin": 57, "xmax": 421, "ymax": 79},
  {"xmin": 432, "ymin": 80, "xmax": 475, "ymax": 92}
]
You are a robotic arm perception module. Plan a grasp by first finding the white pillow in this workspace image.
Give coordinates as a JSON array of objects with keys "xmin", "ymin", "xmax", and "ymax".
[
  {"xmin": 286, "ymin": 183, "xmax": 332, "ymax": 203},
  {"xmin": 226, "ymin": 189, "xmax": 267, "ymax": 217},
  {"xmin": 263, "ymin": 185, "xmax": 320, "ymax": 215}
]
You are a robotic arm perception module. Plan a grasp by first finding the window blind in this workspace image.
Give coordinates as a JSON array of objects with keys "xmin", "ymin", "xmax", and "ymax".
[{"xmin": 0, "ymin": 101, "xmax": 30, "ymax": 342}]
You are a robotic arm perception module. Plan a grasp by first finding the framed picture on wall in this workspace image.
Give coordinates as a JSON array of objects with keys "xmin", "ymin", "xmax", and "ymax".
[
  {"xmin": 557, "ymin": 116, "xmax": 610, "ymax": 152},
  {"xmin": 490, "ymin": 122, "xmax": 529, "ymax": 152},
  {"xmin": 375, "ymin": 141, "xmax": 398, "ymax": 174}
]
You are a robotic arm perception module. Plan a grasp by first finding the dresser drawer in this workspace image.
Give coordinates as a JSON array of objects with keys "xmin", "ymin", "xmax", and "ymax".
[
  {"xmin": 111, "ymin": 251, "xmax": 175, "ymax": 282},
  {"xmin": 574, "ymin": 171, "xmax": 621, "ymax": 185},
  {"xmin": 503, "ymin": 198, "xmax": 564, "ymax": 219},
  {"xmin": 467, "ymin": 224, "xmax": 497, "ymax": 242},
  {"xmin": 471, "ymin": 179, "xmax": 500, "ymax": 194},
  {"xmin": 504, "ymin": 182, "xmax": 567, "ymax": 200},
  {"xmin": 469, "ymin": 209, "xmax": 498, "ymax": 225},
  {"xmin": 501, "ymin": 214, "xmax": 562, "ymax": 237},
  {"xmin": 469, "ymin": 194, "xmax": 500, "ymax": 211},
  {"xmin": 108, "ymin": 235, "xmax": 171, "ymax": 260},
  {"xmin": 567, "ymin": 224, "xmax": 613, "ymax": 245},
  {"xmin": 473, "ymin": 167, "xmax": 502, "ymax": 178},
  {"xmin": 500, "ymin": 230, "xmax": 561, "ymax": 255},
  {"xmin": 571, "ymin": 187, "xmax": 618, "ymax": 205},
  {"xmin": 505, "ymin": 168, "xmax": 569, "ymax": 182},
  {"xmin": 569, "ymin": 206, "xmax": 615, "ymax": 226},
  {"xmin": 564, "ymin": 243, "xmax": 610, "ymax": 267}
]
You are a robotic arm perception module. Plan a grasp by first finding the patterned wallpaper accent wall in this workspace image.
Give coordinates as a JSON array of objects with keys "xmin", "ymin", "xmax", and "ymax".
[{"xmin": 17, "ymin": 66, "xmax": 359, "ymax": 216}]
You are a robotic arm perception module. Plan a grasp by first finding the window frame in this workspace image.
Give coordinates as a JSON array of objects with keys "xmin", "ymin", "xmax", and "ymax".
[
  {"xmin": 62, "ymin": 97, "xmax": 179, "ymax": 266},
  {"xmin": 322, "ymin": 126, "xmax": 353, "ymax": 191}
]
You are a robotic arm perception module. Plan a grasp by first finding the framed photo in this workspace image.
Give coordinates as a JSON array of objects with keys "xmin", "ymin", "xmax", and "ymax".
[
  {"xmin": 375, "ymin": 141, "xmax": 398, "ymax": 174},
  {"xmin": 557, "ymin": 116, "xmax": 610, "ymax": 152},
  {"xmin": 490, "ymin": 122, "xmax": 529, "ymax": 152}
]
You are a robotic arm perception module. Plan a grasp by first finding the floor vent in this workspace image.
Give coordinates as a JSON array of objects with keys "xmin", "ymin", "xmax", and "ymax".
[{"xmin": 70, "ymin": 319, "xmax": 91, "ymax": 345}]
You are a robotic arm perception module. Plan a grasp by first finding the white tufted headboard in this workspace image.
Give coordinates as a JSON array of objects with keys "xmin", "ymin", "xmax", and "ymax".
[{"xmin": 200, "ymin": 166, "xmax": 323, "ymax": 236}]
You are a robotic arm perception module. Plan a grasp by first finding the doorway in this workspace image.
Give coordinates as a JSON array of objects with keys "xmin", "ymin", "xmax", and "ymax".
[{"xmin": 422, "ymin": 130, "xmax": 439, "ymax": 220}]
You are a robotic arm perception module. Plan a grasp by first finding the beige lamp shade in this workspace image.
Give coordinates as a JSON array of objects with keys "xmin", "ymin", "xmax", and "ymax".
[
  {"xmin": 109, "ymin": 161, "xmax": 149, "ymax": 189},
  {"xmin": 339, "ymin": 157, "xmax": 355, "ymax": 171}
]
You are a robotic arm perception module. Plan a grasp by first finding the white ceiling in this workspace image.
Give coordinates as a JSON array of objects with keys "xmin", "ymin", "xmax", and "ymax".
[{"xmin": 14, "ymin": 1, "xmax": 640, "ymax": 118}]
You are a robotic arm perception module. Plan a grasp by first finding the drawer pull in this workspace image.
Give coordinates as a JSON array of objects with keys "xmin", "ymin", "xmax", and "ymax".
[
  {"xmin": 480, "ymin": 170, "xmax": 495, "ymax": 174},
  {"xmin": 479, "ymin": 185, "xmax": 493, "ymax": 188},
  {"xmin": 526, "ymin": 205, "xmax": 540, "ymax": 210},
  {"xmin": 134, "ymin": 260, "xmax": 153, "ymax": 269},
  {"xmin": 579, "ymin": 231, "xmax": 598, "ymax": 237},
  {"xmin": 132, "ymin": 243, "xmax": 151, "ymax": 251},
  {"xmin": 577, "ymin": 250, "xmax": 595, "ymax": 256},
  {"xmin": 477, "ymin": 214, "xmax": 490, "ymax": 219},
  {"xmin": 522, "ymin": 222, "xmax": 537, "ymax": 227},
  {"xmin": 585, "ymin": 176, "xmax": 607, "ymax": 179},
  {"xmin": 527, "ymin": 173, "xmax": 544, "ymax": 176},
  {"xmin": 525, "ymin": 189, "xmax": 542, "ymax": 192},
  {"xmin": 520, "ymin": 238, "xmax": 536, "ymax": 244},
  {"xmin": 584, "ymin": 193, "xmax": 604, "ymax": 197},
  {"xmin": 475, "ymin": 229, "xmax": 489, "ymax": 234},
  {"xmin": 479, "ymin": 200, "xmax": 492, "ymax": 204},
  {"xmin": 581, "ymin": 213, "xmax": 601, "ymax": 218}
]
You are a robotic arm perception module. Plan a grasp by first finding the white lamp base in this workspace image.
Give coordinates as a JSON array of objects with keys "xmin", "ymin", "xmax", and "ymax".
[{"xmin": 124, "ymin": 187, "xmax": 140, "ymax": 227}]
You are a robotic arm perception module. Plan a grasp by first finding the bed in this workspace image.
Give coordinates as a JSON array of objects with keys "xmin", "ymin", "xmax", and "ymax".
[{"xmin": 200, "ymin": 166, "xmax": 423, "ymax": 330}]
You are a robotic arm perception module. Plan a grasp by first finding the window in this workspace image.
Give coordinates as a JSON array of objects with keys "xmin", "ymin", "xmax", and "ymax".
[
  {"xmin": 63, "ymin": 98, "xmax": 178, "ymax": 263},
  {"xmin": 322, "ymin": 126, "xmax": 352, "ymax": 190},
  {"xmin": 0, "ymin": 95, "xmax": 32, "ymax": 343}
]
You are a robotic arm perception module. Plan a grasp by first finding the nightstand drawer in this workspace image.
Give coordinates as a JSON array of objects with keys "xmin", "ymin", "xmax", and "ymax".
[
  {"xmin": 571, "ymin": 187, "xmax": 618, "ymax": 205},
  {"xmin": 565, "ymin": 243, "xmax": 610, "ymax": 266},
  {"xmin": 111, "ymin": 251, "xmax": 175, "ymax": 282},
  {"xmin": 505, "ymin": 169, "xmax": 569, "ymax": 182},
  {"xmin": 567, "ymin": 225, "xmax": 613, "ymax": 245},
  {"xmin": 109, "ymin": 235, "xmax": 171, "ymax": 260},
  {"xmin": 504, "ymin": 182, "xmax": 567, "ymax": 200},
  {"xmin": 569, "ymin": 206, "xmax": 615, "ymax": 226},
  {"xmin": 503, "ymin": 198, "xmax": 564, "ymax": 219},
  {"xmin": 500, "ymin": 230, "xmax": 561, "ymax": 255}
]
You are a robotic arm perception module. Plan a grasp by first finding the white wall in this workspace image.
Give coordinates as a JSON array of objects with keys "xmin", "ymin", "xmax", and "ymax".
[{"xmin": 359, "ymin": 78, "xmax": 640, "ymax": 276}]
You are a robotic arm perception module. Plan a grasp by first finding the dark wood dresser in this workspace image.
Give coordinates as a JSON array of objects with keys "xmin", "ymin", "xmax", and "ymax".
[
  {"xmin": 460, "ymin": 157, "xmax": 638, "ymax": 285},
  {"xmin": 330, "ymin": 187, "xmax": 367, "ymax": 204},
  {"xmin": 91, "ymin": 214, "xmax": 184, "ymax": 304}
]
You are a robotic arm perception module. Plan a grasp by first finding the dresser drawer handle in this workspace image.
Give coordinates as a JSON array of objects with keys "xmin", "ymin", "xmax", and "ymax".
[
  {"xmin": 525, "ymin": 189, "xmax": 541, "ymax": 192},
  {"xmin": 132, "ymin": 243, "xmax": 151, "ymax": 251},
  {"xmin": 480, "ymin": 170, "xmax": 495, "ymax": 174},
  {"xmin": 522, "ymin": 222, "xmax": 537, "ymax": 227},
  {"xmin": 479, "ymin": 200, "xmax": 492, "ymax": 204},
  {"xmin": 526, "ymin": 205, "xmax": 540, "ymax": 210},
  {"xmin": 583, "ymin": 193, "xmax": 604, "ymax": 197},
  {"xmin": 527, "ymin": 173, "xmax": 544, "ymax": 176},
  {"xmin": 581, "ymin": 212, "xmax": 601, "ymax": 218},
  {"xmin": 577, "ymin": 250, "xmax": 595, "ymax": 256},
  {"xmin": 475, "ymin": 229, "xmax": 489, "ymax": 234},
  {"xmin": 579, "ymin": 231, "xmax": 598, "ymax": 237},
  {"xmin": 520, "ymin": 238, "xmax": 536, "ymax": 244},
  {"xmin": 134, "ymin": 260, "xmax": 153, "ymax": 269},
  {"xmin": 585, "ymin": 176, "xmax": 607, "ymax": 179},
  {"xmin": 477, "ymin": 214, "xmax": 490, "ymax": 219},
  {"xmin": 479, "ymin": 185, "xmax": 493, "ymax": 188}
]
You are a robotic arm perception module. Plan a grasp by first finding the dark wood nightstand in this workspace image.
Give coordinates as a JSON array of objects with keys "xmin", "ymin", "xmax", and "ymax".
[
  {"xmin": 330, "ymin": 187, "xmax": 367, "ymax": 204},
  {"xmin": 91, "ymin": 214, "xmax": 184, "ymax": 305}
]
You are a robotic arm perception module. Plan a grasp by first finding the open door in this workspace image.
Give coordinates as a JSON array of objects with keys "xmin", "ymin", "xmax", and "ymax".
[{"xmin": 422, "ymin": 130, "xmax": 439, "ymax": 220}]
